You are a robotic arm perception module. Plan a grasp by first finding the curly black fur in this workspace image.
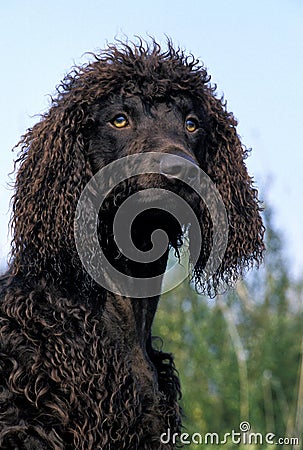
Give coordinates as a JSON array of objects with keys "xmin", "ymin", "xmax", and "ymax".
[{"xmin": 0, "ymin": 38, "xmax": 265, "ymax": 449}]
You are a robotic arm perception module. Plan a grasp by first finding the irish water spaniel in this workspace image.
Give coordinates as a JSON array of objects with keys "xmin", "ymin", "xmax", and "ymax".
[{"xmin": 0, "ymin": 39, "xmax": 265, "ymax": 449}]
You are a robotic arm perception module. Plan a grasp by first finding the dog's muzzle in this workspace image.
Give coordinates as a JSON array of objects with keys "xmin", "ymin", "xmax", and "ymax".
[{"xmin": 159, "ymin": 152, "xmax": 200, "ymax": 184}]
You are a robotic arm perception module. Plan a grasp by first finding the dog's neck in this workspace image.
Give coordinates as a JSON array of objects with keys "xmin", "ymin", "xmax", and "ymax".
[
  {"xmin": 101, "ymin": 248, "xmax": 169, "ymax": 389},
  {"xmin": 102, "ymin": 248, "xmax": 169, "ymax": 347}
]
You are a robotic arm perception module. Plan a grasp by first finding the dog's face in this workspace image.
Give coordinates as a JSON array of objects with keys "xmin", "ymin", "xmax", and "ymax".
[{"xmin": 86, "ymin": 93, "xmax": 205, "ymax": 256}]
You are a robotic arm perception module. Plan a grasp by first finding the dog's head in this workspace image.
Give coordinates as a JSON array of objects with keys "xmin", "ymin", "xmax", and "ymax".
[{"xmin": 10, "ymin": 39, "xmax": 265, "ymax": 295}]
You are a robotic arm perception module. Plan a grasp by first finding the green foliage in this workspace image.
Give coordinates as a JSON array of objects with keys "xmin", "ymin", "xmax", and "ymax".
[{"xmin": 153, "ymin": 207, "xmax": 303, "ymax": 449}]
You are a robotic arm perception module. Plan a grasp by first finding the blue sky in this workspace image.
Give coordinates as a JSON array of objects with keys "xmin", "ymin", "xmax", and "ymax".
[{"xmin": 1, "ymin": 0, "xmax": 302, "ymax": 277}]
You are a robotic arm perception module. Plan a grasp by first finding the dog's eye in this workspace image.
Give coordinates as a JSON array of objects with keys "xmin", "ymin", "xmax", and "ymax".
[
  {"xmin": 111, "ymin": 115, "xmax": 129, "ymax": 128},
  {"xmin": 185, "ymin": 118, "xmax": 198, "ymax": 133}
]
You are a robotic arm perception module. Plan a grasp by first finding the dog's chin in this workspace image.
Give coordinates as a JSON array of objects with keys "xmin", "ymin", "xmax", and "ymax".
[{"xmin": 130, "ymin": 207, "xmax": 183, "ymax": 251}]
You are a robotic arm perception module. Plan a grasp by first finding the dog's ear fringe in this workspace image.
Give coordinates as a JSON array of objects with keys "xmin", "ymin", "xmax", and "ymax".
[
  {"xmin": 191, "ymin": 94, "xmax": 265, "ymax": 297},
  {"xmin": 10, "ymin": 105, "xmax": 93, "ymax": 279}
]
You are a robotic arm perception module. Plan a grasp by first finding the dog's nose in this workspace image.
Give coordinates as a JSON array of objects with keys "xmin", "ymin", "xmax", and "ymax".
[{"xmin": 160, "ymin": 152, "xmax": 199, "ymax": 184}]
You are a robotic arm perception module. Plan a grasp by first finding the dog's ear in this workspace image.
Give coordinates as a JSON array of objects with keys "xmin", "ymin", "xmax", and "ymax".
[
  {"xmin": 10, "ymin": 104, "xmax": 93, "ymax": 279},
  {"xmin": 192, "ymin": 93, "xmax": 265, "ymax": 295}
]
